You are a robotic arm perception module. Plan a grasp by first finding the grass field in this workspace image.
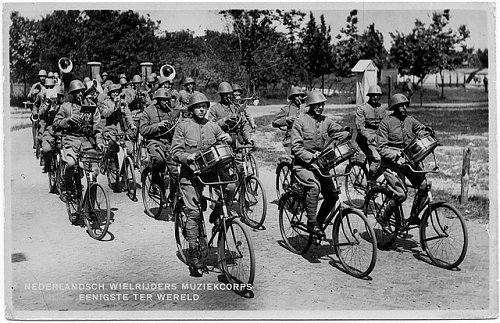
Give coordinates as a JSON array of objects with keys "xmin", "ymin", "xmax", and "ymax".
[{"xmin": 252, "ymin": 103, "xmax": 490, "ymax": 221}]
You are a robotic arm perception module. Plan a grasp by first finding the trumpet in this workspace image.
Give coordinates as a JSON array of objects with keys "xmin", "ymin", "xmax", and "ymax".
[{"xmin": 159, "ymin": 64, "xmax": 176, "ymax": 81}]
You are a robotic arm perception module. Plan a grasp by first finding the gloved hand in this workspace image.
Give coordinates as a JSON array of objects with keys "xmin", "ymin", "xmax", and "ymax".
[
  {"xmin": 332, "ymin": 131, "xmax": 350, "ymax": 141},
  {"xmin": 395, "ymin": 153, "xmax": 408, "ymax": 166},
  {"xmin": 311, "ymin": 151, "xmax": 321, "ymax": 161},
  {"xmin": 187, "ymin": 153, "xmax": 197, "ymax": 163}
]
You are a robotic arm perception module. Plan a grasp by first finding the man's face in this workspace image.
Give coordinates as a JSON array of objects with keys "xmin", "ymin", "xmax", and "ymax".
[
  {"xmin": 110, "ymin": 91, "xmax": 119, "ymax": 101},
  {"xmin": 393, "ymin": 104, "xmax": 408, "ymax": 117},
  {"xmin": 368, "ymin": 94, "xmax": 381, "ymax": 105},
  {"xmin": 74, "ymin": 89, "xmax": 84, "ymax": 102},
  {"xmin": 191, "ymin": 103, "xmax": 207, "ymax": 119},
  {"xmin": 186, "ymin": 83, "xmax": 194, "ymax": 92},
  {"xmin": 158, "ymin": 98, "xmax": 171, "ymax": 110},
  {"xmin": 39, "ymin": 76, "xmax": 46, "ymax": 84},
  {"xmin": 220, "ymin": 93, "xmax": 230, "ymax": 102},
  {"xmin": 233, "ymin": 90, "xmax": 242, "ymax": 99},
  {"xmin": 102, "ymin": 75, "xmax": 108, "ymax": 81},
  {"xmin": 293, "ymin": 95, "xmax": 304, "ymax": 106},
  {"xmin": 309, "ymin": 102, "xmax": 324, "ymax": 116},
  {"xmin": 57, "ymin": 94, "xmax": 64, "ymax": 104}
]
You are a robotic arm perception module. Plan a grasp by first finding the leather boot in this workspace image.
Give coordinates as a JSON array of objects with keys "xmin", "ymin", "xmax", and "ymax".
[{"xmin": 188, "ymin": 248, "xmax": 203, "ymax": 269}]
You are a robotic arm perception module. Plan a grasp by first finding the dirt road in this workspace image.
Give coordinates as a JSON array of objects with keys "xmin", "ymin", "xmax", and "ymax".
[{"xmin": 6, "ymin": 125, "xmax": 495, "ymax": 319}]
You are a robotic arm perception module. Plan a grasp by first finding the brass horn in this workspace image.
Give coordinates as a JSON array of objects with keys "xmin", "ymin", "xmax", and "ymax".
[
  {"xmin": 58, "ymin": 57, "xmax": 73, "ymax": 74},
  {"xmin": 84, "ymin": 79, "xmax": 103, "ymax": 98},
  {"xmin": 160, "ymin": 64, "xmax": 176, "ymax": 81}
]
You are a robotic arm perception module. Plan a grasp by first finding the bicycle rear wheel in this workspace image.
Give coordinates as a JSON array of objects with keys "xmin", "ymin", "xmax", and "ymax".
[
  {"xmin": 239, "ymin": 175, "xmax": 267, "ymax": 229},
  {"xmin": 278, "ymin": 191, "xmax": 312, "ymax": 254},
  {"xmin": 275, "ymin": 161, "xmax": 292, "ymax": 201},
  {"xmin": 332, "ymin": 208, "xmax": 377, "ymax": 278},
  {"xmin": 65, "ymin": 171, "xmax": 82, "ymax": 224},
  {"xmin": 84, "ymin": 183, "xmax": 111, "ymax": 240},
  {"xmin": 364, "ymin": 186, "xmax": 401, "ymax": 249},
  {"xmin": 174, "ymin": 200, "xmax": 189, "ymax": 264},
  {"xmin": 218, "ymin": 218, "xmax": 255, "ymax": 289},
  {"xmin": 123, "ymin": 156, "xmax": 138, "ymax": 201},
  {"xmin": 420, "ymin": 202, "xmax": 468, "ymax": 269},
  {"xmin": 48, "ymin": 153, "xmax": 58, "ymax": 193},
  {"xmin": 56, "ymin": 159, "xmax": 66, "ymax": 201},
  {"xmin": 141, "ymin": 167, "xmax": 164, "ymax": 218},
  {"xmin": 344, "ymin": 161, "xmax": 367, "ymax": 208}
]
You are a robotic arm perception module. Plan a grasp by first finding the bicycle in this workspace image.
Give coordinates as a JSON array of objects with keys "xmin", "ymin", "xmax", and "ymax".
[
  {"xmin": 100, "ymin": 131, "xmax": 138, "ymax": 201},
  {"xmin": 232, "ymin": 144, "xmax": 267, "ymax": 229},
  {"xmin": 65, "ymin": 149, "xmax": 112, "ymax": 240},
  {"xmin": 364, "ymin": 143, "xmax": 468, "ymax": 269},
  {"xmin": 47, "ymin": 135, "xmax": 62, "ymax": 194},
  {"xmin": 173, "ymin": 161, "xmax": 255, "ymax": 289},
  {"xmin": 278, "ymin": 162, "xmax": 377, "ymax": 278},
  {"xmin": 141, "ymin": 146, "xmax": 177, "ymax": 220},
  {"xmin": 275, "ymin": 155, "xmax": 293, "ymax": 201}
]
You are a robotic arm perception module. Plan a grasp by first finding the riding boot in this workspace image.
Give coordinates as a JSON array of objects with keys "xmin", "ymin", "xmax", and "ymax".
[{"xmin": 188, "ymin": 248, "xmax": 203, "ymax": 269}]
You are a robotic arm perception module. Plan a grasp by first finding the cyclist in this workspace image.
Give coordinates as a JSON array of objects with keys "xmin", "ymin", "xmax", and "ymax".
[
  {"xmin": 208, "ymin": 82, "xmax": 252, "ymax": 146},
  {"xmin": 139, "ymin": 88, "xmax": 181, "ymax": 198},
  {"xmin": 377, "ymin": 93, "xmax": 434, "ymax": 226},
  {"xmin": 27, "ymin": 69, "xmax": 48, "ymax": 109},
  {"xmin": 53, "ymin": 79, "xmax": 105, "ymax": 199},
  {"xmin": 232, "ymin": 83, "xmax": 256, "ymax": 131},
  {"xmin": 272, "ymin": 87, "xmax": 306, "ymax": 156},
  {"xmin": 171, "ymin": 92, "xmax": 231, "ymax": 271},
  {"xmin": 100, "ymin": 83, "xmax": 136, "ymax": 185},
  {"xmin": 178, "ymin": 77, "xmax": 196, "ymax": 109},
  {"xmin": 291, "ymin": 91, "xmax": 350, "ymax": 237},
  {"xmin": 355, "ymin": 84, "xmax": 386, "ymax": 187},
  {"xmin": 39, "ymin": 84, "xmax": 65, "ymax": 174}
]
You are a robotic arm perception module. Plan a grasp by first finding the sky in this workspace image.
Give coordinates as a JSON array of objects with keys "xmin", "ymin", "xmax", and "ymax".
[{"xmin": 6, "ymin": 2, "xmax": 492, "ymax": 51}]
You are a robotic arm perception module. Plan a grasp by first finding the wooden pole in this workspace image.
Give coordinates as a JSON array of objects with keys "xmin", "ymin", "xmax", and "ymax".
[{"xmin": 460, "ymin": 146, "xmax": 472, "ymax": 204}]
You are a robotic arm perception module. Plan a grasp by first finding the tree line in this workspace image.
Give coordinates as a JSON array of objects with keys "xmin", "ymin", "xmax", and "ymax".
[{"xmin": 10, "ymin": 9, "xmax": 487, "ymax": 98}]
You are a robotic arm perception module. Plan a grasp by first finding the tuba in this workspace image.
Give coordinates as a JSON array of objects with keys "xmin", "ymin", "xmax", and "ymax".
[
  {"xmin": 159, "ymin": 64, "xmax": 176, "ymax": 81},
  {"xmin": 58, "ymin": 57, "xmax": 73, "ymax": 74}
]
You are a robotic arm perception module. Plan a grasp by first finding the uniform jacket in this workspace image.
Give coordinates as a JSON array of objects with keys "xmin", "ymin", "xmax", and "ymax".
[
  {"xmin": 27, "ymin": 82, "xmax": 47, "ymax": 110},
  {"xmin": 100, "ymin": 97, "xmax": 134, "ymax": 131},
  {"xmin": 377, "ymin": 114, "xmax": 426, "ymax": 161},
  {"xmin": 291, "ymin": 113, "xmax": 344, "ymax": 164},
  {"xmin": 171, "ymin": 118, "xmax": 229, "ymax": 167},
  {"xmin": 39, "ymin": 100, "xmax": 62, "ymax": 135},
  {"xmin": 139, "ymin": 103, "xmax": 181, "ymax": 147},
  {"xmin": 272, "ymin": 102, "xmax": 303, "ymax": 146},
  {"xmin": 207, "ymin": 101, "xmax": 248, "ymax": 133},
  {"xmin": 52, "ymin": 99, "xmax": 104, "ymax": 145},
  {"xmin": 355, "ymin": 102, "xmax": 387, "ymax": 143},
  {"xmin": 178, "ymin": 89, "xmax": 194, "ymax": 108}
]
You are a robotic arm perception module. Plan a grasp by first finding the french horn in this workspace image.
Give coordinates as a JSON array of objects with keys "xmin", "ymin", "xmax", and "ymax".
[{"xmin": 58, "ymin": 57, "xmax": 73, "ymax": 74}]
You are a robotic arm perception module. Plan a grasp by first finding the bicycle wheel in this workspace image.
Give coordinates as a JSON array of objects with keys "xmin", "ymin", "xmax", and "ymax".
[
  {"xmin": 123, "ymin": 156, "xmax": 138, "ymax": 201},
  {"xmin": 65, "ymin": 172, "xmax": 82, "ymax": 224},
  {"xmin": 420, "ymin": 202, "xmax": 468, "ymax": 269},
  {"xmin": 275, "ymin": 161, "xmax": 292, "ymax": 201},
  {"xmin": 56, "ymin": 159, "xmax": 66, "ymax": 201},
  {"xmin": 218, "ymin": 218, "xmax": 255, "ymax": 289},
  {"xmin": 84, "ymin": 183, "xmax": 111, "ymax": 240},
  {"xmin": 48, "ymin": 153, "xmax": 58, "ymax": 193},
  {"xmin": 278, "ymin": 191, "xmax": 312, "ymax": 254},
  {"xmin": 344, "ymin": 161, "xmax": 368, "ymax": 208},
  {"xmin": 141, "ymin": 167, "xmax": 164, "ymax": 218},
  {"xmin": 105, "ymin": 153, "xmax": 119, "ymax": 191},
  {"xmin": 332, "ymin": 208, "xmax": 377, "ymax": 278},
  {"xmin": 174, "ymin": 200, "xmax": 190, "ymax": 264},
  {"xmin": 239, "ymin": 175, "xmax": 267, "ymax": 229},
  {"xmin": 248, "ymin": 153, "xmax": 259, "ymax": 177},
  {"xmin": 364, "ymin": 186, "xmax": 401, "ymax": 249}
]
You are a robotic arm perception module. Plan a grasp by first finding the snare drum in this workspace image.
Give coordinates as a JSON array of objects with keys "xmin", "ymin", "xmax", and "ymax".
[
  {"xmin": 190, "ymin": 143, "xmax": 234, "ymax": 174},
  {"xmin": 317, "ymin": 140, "xmax": 356, "ymax": 170},
  {"xmin": 402, "ymin": 135, "xmax": 439, "ymax": 165}
]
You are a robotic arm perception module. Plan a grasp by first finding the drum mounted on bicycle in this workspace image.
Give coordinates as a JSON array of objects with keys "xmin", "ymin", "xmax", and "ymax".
[
  {"xmin": 189, "ymin": 143, "xmax": 234, "ymax": 175},
  {"xmin": 317, "ymin": 140, "xmax": 356, "ymax": 171}
]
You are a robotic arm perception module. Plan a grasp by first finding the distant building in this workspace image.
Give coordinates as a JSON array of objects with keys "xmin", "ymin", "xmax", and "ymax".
[{"xmin": 352, "ymin": 59, "xmax": 378, "ymax": 105}]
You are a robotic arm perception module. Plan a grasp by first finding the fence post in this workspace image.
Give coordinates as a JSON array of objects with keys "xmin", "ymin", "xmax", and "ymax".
[{"xmin": 460, "ymin": 146, "xmax": 472, "ymax": 204}]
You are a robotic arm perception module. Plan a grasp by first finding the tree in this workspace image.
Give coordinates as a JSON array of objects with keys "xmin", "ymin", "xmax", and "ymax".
[
  {"xmin": 359, "ymin": 23, "xmax": 388, "ymax": 71},
  {"xmin": 390, "ymin": 9, "xmax": 470, "ymax": 103},
  {"xmin": 302, "ymin": 12, "xmax": 335, "ymax": 90},
  {"xmin": 9, "ymin": 11, "xmax": 40, "ymax": 94},
  {"xmin": 333, "ymin": 10, "xmax": 361, "ymax": 77}
]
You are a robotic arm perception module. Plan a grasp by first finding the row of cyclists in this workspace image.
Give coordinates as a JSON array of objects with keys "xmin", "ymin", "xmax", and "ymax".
[
  {"xmin": 272, "ymin": 85, "xmax": 434, "ymax": 239},
  {"xmin": 27, "ymin": 69, "xmax": 257, "ymax": 271}
]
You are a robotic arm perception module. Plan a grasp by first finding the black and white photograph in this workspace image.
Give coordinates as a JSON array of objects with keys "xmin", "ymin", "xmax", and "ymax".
[{"xmin": 3, "ymin": 1, "xmax": 497, "ymax": 320}]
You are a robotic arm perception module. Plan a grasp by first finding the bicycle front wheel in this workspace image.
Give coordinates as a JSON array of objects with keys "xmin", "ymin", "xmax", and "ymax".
[
  {"xmin": 278, "ymin": 191, "xmax": 312, "ymax": 254},
  {"xmin": 56, "ymin": 159, "xmax": 66, "ymax": 201},
  {"xmin": 275, "ymin": 161, "xmax": 292, "ymax": 201},
  {"xmin": 344, "ymin": 161, "xmax": 367, "ymax": 208},
  {"xmin": 48, "ymin": 153, "xmax": 58, "ymax": 194},
  {"xmin": 123, "ymin": 156, "xmax": 138, "ymax": 201},
  {"xmin": 174, "ymin": 200, "xmax": 189, "ymax": 264},
  {"xmin": 218, "ymin": 218, "xmax": 255, "ymax": 289},
  {"xmin": 239, "ymin": 175, "xmax": 267, "ymax": 229},
  {"xmin": 84, "ymin": 183, "xmax": 111, "ymax": 240},
  {"xmin": 141, "ymin": 167, "xmax": 164, "ymax": 218},
  {"xmin": 420, "ymin": 202, "xmax": 468, "ymax": 269},
  {"xmin": 332, "ymin": 208, "xmax": 377, "ymax": 278},
  {"xmin": 65, "ymin": 171, "xmax": 82, "ymax": 224},
  {"xmin": 364, "ymin": 186, "xmax": 401, "ymax": 249},
  {"xmin": 248, "ymin": 153, "xmax": 259, "ymax": 178}
]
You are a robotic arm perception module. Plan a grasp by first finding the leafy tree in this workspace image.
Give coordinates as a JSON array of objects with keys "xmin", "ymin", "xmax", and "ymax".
[
  {"xmin": 390, "ymin": 9, "xmax": 470, "ymax": 103},
  {"xmin": 477, "ymin": 48, "xmax": 488, "ymax": 68},
  {"xmin": 359, "ymin": 23, "xmax": 388, "ymax": 71},
  {"xmin": 302, "ymin": 12, "xmax": 335, "ymax": 90},
  {"xmin": 333, "ymin": 10, "xmax": 361, "ymax": 77},
  {"xmin": 9, "ymin": 11, "xmax": 40, "ymax": 94}
]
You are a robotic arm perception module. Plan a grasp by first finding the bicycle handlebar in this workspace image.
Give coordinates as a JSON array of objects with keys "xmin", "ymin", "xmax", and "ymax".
[
  {"xmin": 404, "ymin": 163, "xmax": 440, "ymax": 174},
  {"xmin": 311, "ymin": 163, "xmax": 352, "ymax": 179},
  {"xmin": 233, "ymin": 144, "xmax": 255, "ymax": 151},
  {"xmin": 196, "ymin": 172, "xmax": 239, "ymax": 186}
]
